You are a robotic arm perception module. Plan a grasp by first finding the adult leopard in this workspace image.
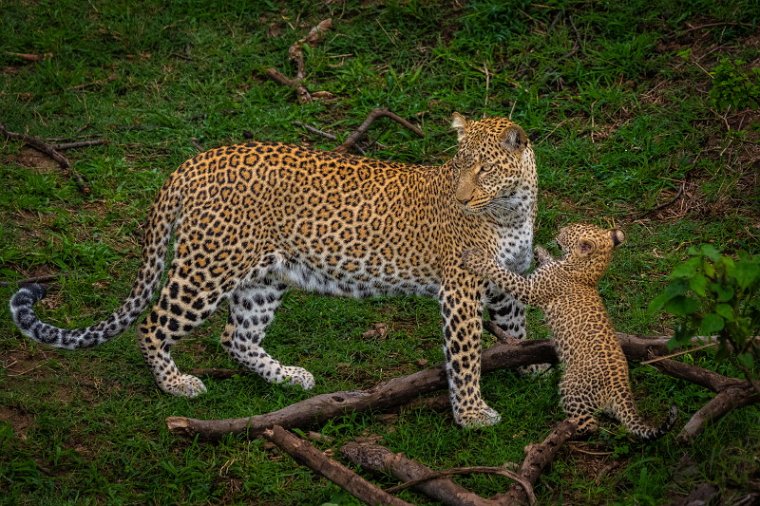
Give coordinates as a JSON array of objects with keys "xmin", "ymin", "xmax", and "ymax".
[{"xmin": 10, "ymin": 113, "xmax": 537, "ymax": 428}]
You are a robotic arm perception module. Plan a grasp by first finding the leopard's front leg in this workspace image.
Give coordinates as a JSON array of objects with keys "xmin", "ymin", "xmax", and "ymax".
[{"xmin": 439, "ymin": 274, "xmax": 501, "ymax": 428}]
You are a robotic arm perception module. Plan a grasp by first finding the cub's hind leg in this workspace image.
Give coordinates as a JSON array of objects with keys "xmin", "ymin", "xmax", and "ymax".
[
  {"xmin": 221, "ymin": 282, "xmax": 315, "ymax": 390},
  {"xmin": 560, "ymin": 376, "xmax": 600, "ymax": 437},
  {"xmin": 139, "ymin": 274, "xmax": 226, "ymax": 397}
]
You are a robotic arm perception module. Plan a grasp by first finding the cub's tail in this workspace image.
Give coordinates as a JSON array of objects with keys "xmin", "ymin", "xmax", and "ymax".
[
  {"xmin": 9, "ymin": 179, "xmax": 181, "ymax": 349},
  {"xmin": 620, "ymin": 403, "xmax": 678, "ymax": 442}
]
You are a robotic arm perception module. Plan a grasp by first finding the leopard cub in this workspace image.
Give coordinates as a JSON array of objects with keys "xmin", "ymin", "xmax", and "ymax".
[{"xmin": 463, "ymin": 223, "xmax": 677, "ymax": 440}]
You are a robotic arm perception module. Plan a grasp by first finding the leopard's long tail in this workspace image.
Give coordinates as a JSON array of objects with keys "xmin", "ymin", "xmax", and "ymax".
[
  {"xmin": 9, "ymin": 179, "xmax": 181, "ymax": 349},
  {"xmin": 616, "ymin": 397, "xmax": 678, "ymax": 441}
]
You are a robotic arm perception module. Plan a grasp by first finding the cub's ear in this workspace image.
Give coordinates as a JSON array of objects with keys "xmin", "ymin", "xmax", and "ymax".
[
  {"xmin": 502, "ymin": 125, "xmax": 528, "ymax": 152},
  {"xmin": 577, "ymin": 239, "xmax": 595, "ymax": 256},
  {"xmin": 451, "ymin": 112, "xmax": 468, "ymax": 141},
  {"xmin": 611, "ymin": 229, "xmax": 625, "ymax": 247}
]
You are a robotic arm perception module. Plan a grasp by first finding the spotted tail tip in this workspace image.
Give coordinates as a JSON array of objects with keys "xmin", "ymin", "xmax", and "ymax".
[{"xmin": 11, "ymin": 283, "xmax": 47, "ymax": 307}]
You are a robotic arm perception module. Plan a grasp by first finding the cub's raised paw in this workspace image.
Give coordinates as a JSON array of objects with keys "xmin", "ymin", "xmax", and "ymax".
[
  {"xmin": 282, "ymin": 366, "xmax": 316, "ymax": 390},
  {"xmin": 455, "ymin": 404, "xmax": 502, "ymax": 429},
  {"xmin": 534, "ymin": 245, "xmax": 554, "ymax": 266},
  {"xmin": 161, "ymin": 374, "xmax": 208, "ymax": 398}
]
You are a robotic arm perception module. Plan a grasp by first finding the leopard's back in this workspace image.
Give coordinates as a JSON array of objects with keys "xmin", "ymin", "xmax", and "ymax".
[{"xmin": 171, "ymin": 142, "xmax": 460, "ymax": 297}]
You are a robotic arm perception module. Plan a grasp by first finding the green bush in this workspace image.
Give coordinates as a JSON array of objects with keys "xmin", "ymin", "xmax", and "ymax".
[{"xmin": 649, "ymin": 245, "xmax": 760, "ymax": 383}]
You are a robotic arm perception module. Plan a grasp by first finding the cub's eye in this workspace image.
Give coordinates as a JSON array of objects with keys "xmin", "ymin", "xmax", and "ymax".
[{"xmin": 481, "ymin": 163, "xmax": 496, "ymax": 173}]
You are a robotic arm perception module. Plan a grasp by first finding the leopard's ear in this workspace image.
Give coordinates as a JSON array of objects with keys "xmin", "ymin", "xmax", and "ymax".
[
  {"xmin": 502, "ymin": 125, "xmax": 528, "ymax": 152},
  {"xmin": 611, "ymin": 229, "xmax": 625, "ymax": 247},
  {"xmin": 577, "ymin": 239, "xmax": 595, "ymax": 256},
  {"xmin": 451, "ymin": 112, "xmax": 468, "ymax": 141}
]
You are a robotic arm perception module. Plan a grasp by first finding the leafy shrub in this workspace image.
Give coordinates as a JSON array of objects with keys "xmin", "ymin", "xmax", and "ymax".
[{"xmin": 649, "ymin": 245, "xmax": 760, "ymax": 383}]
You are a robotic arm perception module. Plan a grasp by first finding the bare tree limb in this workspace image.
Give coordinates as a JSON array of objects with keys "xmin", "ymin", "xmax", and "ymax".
[
  {"xmin": 646, "ymin": 357, "xmax": 743, "ymax": 393},
  {"xmin": 294, "ymin": 121, "xmax": 338, "ymax": 141},
  {"xmin": 166, "ymin": 338, "xmax": 556, "ymax": 440},
  {"xmin": 264, "ymin": 19, "xmax": 333, "ymax": 104},
  {"xmin": 334, "ymin": 108, "xmax": 424, "ymax": 153},
  {"xmin": 289, "ymin": 18, "xmax": 333, "ymax": 81},
  {"xmin": 263, "ymin": 425, "xmax": 413, "ymax": 506},
  {"xmin": 677, "ymin": 382, "xmax": 759, "ymax": 443},
  {"xmin": 341, "ymin": 442, "xmax": 500, "ymax": 506},
  {"xmin": 492, "ymin": 419, "xmax": 578, "ymax": 505},
  {"xmin": 0, "ymin": 274, "xmax": 58, "ymax": 288},
  {"xmin": 167, "ymin": 333, "xmax": 757, "ymax": 445},
  {"xmin": 0, "ymin": 123, "xmax": 90, "ymax": 193},
  {"xmin": 52, "ymin": 139, "xmax": 107, "ymax": 150}
]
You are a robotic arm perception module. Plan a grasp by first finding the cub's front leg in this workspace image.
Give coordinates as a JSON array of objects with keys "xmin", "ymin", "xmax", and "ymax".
[{"xmin": 439, "ymin": 270, "xmax": 500, "ymax": 428}]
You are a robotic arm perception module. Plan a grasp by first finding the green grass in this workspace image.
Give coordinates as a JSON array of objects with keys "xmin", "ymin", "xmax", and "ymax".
[{"xmin": 1, "ymin": 1, "xmax": 758, "ymax": 504}]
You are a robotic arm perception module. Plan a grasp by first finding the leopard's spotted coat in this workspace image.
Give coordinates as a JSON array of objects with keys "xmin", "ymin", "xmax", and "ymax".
[{"xmin": 11, "ymin": 114, "xmax": 537, "ymax": 428}]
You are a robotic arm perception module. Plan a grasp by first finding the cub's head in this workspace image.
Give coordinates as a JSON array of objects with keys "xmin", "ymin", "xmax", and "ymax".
[
  {"xmin": 449, "ymin": 113, "xmax": 535, "ymax": 214},
  {"xmin": 556, "ymin": 223, "xmax": 625, "ymax": 285}
]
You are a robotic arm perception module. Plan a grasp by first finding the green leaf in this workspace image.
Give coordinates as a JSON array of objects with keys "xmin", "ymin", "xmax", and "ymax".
[
  {"xmin": 713, "ymin": 283, "xmax": 735, "ymax": 302},
  {"xmin": 689, "ymin": 274, "xmax": 708, "ymax": 297},
  {"xmin": 671, "ymin": 257, "xmax": 701, "ymax": 279},
  {"xmin": 700, "ymin": 244, "xmax": 721, "ymax": 261},
  {"xmin": 664, "ymin": 295, "xmax": 700, "ymax": 316},
  {"xmin": 703, "ymin": 260, "xmax": 716, "ymax": 279},
  {"xmin": 699, "ymin": 313, "xmax": 724, "ymax": 334},
  {"xmin": 715, "ymin": 303, "xmax": 735, "ymax": 321},
  {"xmin": 732, "ymin": 260, "xmax": 760, "ymax": 290},
  {"xmin": 737, "ymin": 352, "xmax": 755, "ymax": 371},
  {"xmin": 648, "ymin": 279, "xmax": 689, "ymax": 313}
]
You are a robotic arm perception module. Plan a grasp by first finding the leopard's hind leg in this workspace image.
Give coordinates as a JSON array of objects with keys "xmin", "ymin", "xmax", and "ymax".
[
  {"xmin": 221, "ymin": 282, "xmax": 315, "ymax": 390},
  {"xmin": 138, "ymin": 270, "xmax": 227, "ymax": 397}
]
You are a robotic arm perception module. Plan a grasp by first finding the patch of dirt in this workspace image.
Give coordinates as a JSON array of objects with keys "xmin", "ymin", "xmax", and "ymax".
[
  {"xmin": 0, "ymin": 405, "xmax": 34, "ymax": 440},
  {"xmin": 9, "ymin": 146, "xmax": 60, "ymax": 172}
]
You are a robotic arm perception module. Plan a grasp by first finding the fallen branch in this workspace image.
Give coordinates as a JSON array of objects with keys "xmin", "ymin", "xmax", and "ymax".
[
  {"xmin": 167, "ymin": 332, "xmax": 756, "ymax": 443},
  {"xmin": 289, "ymin": 19, "xmax": 333, "ymax": 81},
  {"xmin": 294, "ymin": 121, "xmax": 338, "ymax": 141},
  {"xmin": 52, "ymin": 139, "xmax": 107, "ymax": 150},
  {"xmin": 263, "ymin": 425, "xmax": 413, "ymax": 506},
  {"xmin": 677, "ymin": 381, "xmax": 759, "ymax": 443},
  {"xmin": 0, "ymin": 274, "xmax": 58, "ymax": 288},
  {"xmin": 334, "ymin": 108, "xmax": 424, "ymax": 153},
  {"xmin": 0, "ymin": 123, "xmax": 90, "ymax": 193},
  {"xmin": 341, "ymin": 442, "xmax": 501, "ymax": 506},
  {"xmin": 264, "ymin": 67, "xmax": 311, "ymax": 103},
  {"xmin": 492, "ymin": 419, "xmax": 578, "ymax": 505},
  {"xmin": 166, "ymin": 338, "xmax": 557, "ymax": 440},
  {"xmin": 265, "ymin": 19, "xmax": 333, "ymax": 104}
]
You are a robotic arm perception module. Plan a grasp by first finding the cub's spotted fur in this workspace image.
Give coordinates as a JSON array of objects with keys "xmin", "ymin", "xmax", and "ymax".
[
  {"xmin": 10, "ymin": 113, "xmax": 537, "ymax": 428},
  {"xmin": 463, "ymin": 223, "xmax": 677, "ymax": 439}
]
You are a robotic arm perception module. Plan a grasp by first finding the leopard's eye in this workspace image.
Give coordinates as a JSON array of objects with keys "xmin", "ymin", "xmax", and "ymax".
[{"xmin": 481, "ymin": 163, "xmax": 495, "ymax": 173}]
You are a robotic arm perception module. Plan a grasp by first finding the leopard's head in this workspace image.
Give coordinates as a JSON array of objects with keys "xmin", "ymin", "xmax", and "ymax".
[
  {"xmin": 556, "ymin": 223, "xmax": 625, "ymax": 285},
  {"xmin": 449, "ymin": 113, "xmax": 535, "ymax": 215}
]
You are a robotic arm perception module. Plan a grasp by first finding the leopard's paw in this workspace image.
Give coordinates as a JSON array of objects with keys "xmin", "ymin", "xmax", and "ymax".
[
  {"xmin": 282, "ymin": 366, "xmax": 315, "ymax": 390},
  {"xmin": 455, "ymin": 403, "xmax": 502, "ymax": 429},
  {"xmin": 161, "ymin": 374, "xmax": 208, "ymax": 398}
]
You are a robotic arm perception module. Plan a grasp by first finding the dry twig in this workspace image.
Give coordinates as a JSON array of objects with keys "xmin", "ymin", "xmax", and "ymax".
[
  {"xmin": 265, "ymin": 19, "xmax": 333, "ymax": 103},
  {"xmin": 0, "ymin": 274, "xmax": 58, "ymax": 288},
  {"xmin": 341, "ymin": 442, "xmax": 500, "ymax": 506},
  {"xmin": 0, "ymin": 123, "xmax": 90, "ymax": 193},
  {"xmin": 263, "ymin": 425, "xmax": 412, "ymax": 506},
  {"xmin": 334, "ymin": 108, "xmax": 424, "ymax": 153},
  {"xmin": 492, "ymin": 419, "xmax": 578, "ymax": 505}
]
